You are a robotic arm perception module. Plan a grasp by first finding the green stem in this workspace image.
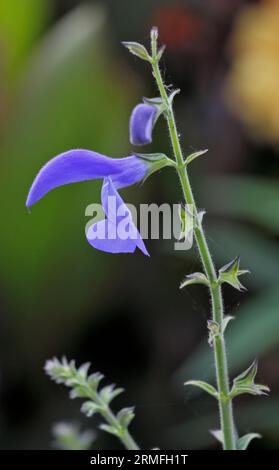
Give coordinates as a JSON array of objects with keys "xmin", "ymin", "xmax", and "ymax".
[
  {"xmin": 150, "ymin": 29, "xmax": 236, "ymax": 450},
  {"xmin": 90, "ymin": 388, "xmax": 140, "ymax": 450},
  {"xmin": 100, "ymin": 406, "xmax": 140, "ymax": 450}
]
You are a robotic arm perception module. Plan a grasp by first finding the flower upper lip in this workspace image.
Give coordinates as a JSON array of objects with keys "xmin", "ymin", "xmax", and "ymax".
[{"xmin": 26, "ymin": 149, "xmax": 148, "ymax": 208}]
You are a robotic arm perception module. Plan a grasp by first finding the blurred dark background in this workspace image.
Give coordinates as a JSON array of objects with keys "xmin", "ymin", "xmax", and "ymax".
[{"xmin": 0, "ymin": 0, "xmax": 278, "ymax": 450}]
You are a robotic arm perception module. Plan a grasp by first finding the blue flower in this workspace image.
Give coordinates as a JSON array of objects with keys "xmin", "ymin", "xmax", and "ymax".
[
  {"xmin": 129, "ymin": 104, "xmax": 157, "ymax": 145},
  {"xmin": 26, "ymin": 149, "xmax": 149, "ymax": 255}
]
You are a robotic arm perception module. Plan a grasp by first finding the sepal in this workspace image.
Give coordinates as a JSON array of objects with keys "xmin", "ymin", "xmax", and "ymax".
[
  {"xmin": 142, "ymin": 96, "xmax": 166, "ymax": 123},
  {"xmin": 218, "ymin": 256, "xmax": 249, "ymax": 291},
  {"xmin": 136, "ymin": 153, "xmax": 175, "ymax": 182},
  {"xmin": 230, "ymin": 360, "xmax": 270, "ymax": 398}
]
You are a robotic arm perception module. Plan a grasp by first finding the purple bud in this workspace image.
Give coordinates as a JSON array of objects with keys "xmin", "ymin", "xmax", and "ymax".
[{"xmin": 129, "ymin": 104, "xmax": 157, "ymax": 145}]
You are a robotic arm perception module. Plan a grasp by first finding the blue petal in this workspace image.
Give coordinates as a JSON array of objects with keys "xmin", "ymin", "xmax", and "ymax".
[
  {"xmin": 129, "ymin": 104, "xmax": 157, "ymax": 145},
  {"xmin": 86, "ymin": 178, "xmax": 149, "ymax": 256},
  {"xmin": 26, "ymin": 149, "xmax": 148, "ymax": 207}
]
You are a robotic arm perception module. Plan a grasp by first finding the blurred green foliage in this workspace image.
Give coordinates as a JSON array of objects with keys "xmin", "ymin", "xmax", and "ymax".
[{"xmin": 0, "ymin": 4, "xmax": 139, "ymax": 350}]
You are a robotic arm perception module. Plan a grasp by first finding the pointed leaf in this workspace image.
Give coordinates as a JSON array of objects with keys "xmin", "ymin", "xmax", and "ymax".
[
  {"xmin": 237, "ymin": 433, "xmax": 261, "ymax": 450},
  {"xmin": 122, "ymin": 42, "xmax": 150, "ymax": 61},
  {"xmin": 186, "ymin": 149, "xmax": 208, "ymax": 166},
  {"xmin": 210, "ymin": 429, "xmax": 223, "ymax": 444},
  {"xmin": 222, "ymin": 316, "xmax": 234, "ymax": 334},
  {"xmin": 180, "ymin": 272, "xmax": 209, "ymax": 289},
  {"xmin": 143, "ymin": 96, "xmax": 164, "ymax": 106},
  {"xmin": 168, "ymin": 89, "xmax": 180, "ymax": 106},
  {"xmin": 184, "ymin": 380, "xmax": 218, "ymax": 399}
]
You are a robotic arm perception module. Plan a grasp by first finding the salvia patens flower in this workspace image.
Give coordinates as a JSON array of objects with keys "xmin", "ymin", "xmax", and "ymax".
[
  {"xmin": 129, "ymin": 103, "xmax": 157, "ymax": 145},
  {"xmin": 26, "ymin": 149, "xmax": 150, "ymax": 255}
]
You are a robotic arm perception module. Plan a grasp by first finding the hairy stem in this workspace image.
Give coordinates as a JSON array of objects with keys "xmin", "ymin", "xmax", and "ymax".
[
  {"xmin": 100, "ymin": 407, "xmax": 139, "ymax": 450},
  {"xmin": 86, "ymin": 385, "xmax": 140, "ymax": 450},
  {"xmin": 150, "ymin": 29, "xmax": 236, "ymax": 450}
]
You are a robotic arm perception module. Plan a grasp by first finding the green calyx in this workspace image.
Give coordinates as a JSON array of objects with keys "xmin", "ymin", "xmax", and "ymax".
[
  {"xmin": 230, "ymin": 360, "xmax": 270, "ymax": 398},
  {"xmin": 218, "ymin": 256, "xmax": 250, "ymax": 291},
  {"xmin": 136, "ymin": 153, "xmax": 175, "ymax": 183}
]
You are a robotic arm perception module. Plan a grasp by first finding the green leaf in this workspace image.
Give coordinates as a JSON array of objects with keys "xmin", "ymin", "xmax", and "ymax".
[
  {"xmin": 117, "ymin": 407, "xmax": 135, "ymax": 428},
  {"xmin": 218, "ymin": 256, "xmax": 249, "ymax": 291},
  {"xmin": 236, "ymin": 433, "xmax": 261, "ymax": 450},
  {"xmin": 186, "ymin": 149, "xmax": 208, "ymax": 166},
  {"xmin": 180, "ymin": 272, "xmax": 209, "ymax": 289},
  {"xmin": 122, "ymin": 41, "xmax": 150, "ymax": 61},
  {"xmin": 184, "ymin": 380, "xmax": 218, "ymax": 399},
  {"xmin": 230, "ymin": 360, "xmax": 270, "ymax": 398}
]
